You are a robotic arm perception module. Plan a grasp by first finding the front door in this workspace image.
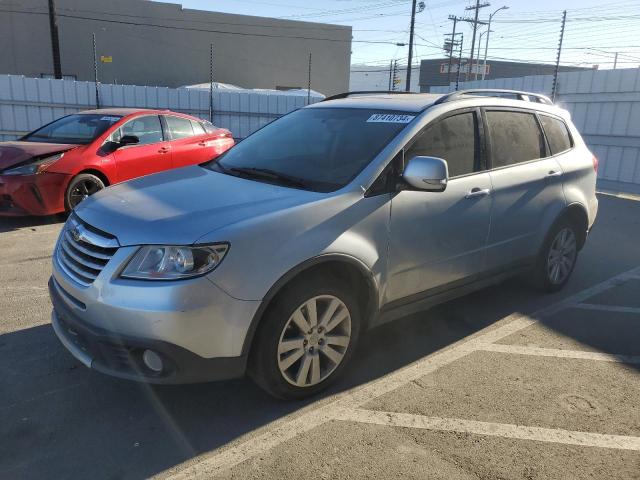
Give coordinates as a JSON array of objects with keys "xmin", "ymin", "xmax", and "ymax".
[
  {"xmin": 113, "ymin": 115, "xmax": 172, "ymax": 182},
  {"xmin": 386, "ymin": 109, "xmax": 492, "ymax": 303}
]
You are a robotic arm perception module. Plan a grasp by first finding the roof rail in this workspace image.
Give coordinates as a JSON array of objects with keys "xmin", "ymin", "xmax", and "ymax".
[
  {"xmin": 322, "ymin": 90, "xmax": 417, "ymax": 102},
  {"xmin": 434, "ymin": 89, "xmax": 553, "ymax": 105}
]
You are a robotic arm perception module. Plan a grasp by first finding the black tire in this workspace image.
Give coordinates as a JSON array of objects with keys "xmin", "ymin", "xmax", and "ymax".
[
  {"xmin": 65, "ymin": 173, "xmax": 105, "ymax": 212},
  {"xmin": 248, "ymin": 274, "xmax": 361, "ymax": 400},
  {"xmin": 530, "ymin": 217, "xmax": 580, "ymax": 293}
]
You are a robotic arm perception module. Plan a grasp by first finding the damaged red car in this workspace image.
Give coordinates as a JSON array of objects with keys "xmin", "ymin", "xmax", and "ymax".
[{"xmin": 0, "ymin": 108, "xmax": 235, "ymax": 216}]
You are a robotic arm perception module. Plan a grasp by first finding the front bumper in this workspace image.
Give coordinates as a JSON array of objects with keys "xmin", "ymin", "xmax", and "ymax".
[
  {"xmin": 0, "ymin": 172, "xmax": 69, "ymax": 216},
  {"xmin": 50, "ymin": 277, "xmax": 249, "ymax": 384}
]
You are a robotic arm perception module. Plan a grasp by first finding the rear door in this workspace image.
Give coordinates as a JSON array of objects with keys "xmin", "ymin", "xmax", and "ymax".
[
  {"xmin": 112, "ymin": 115, "xmax": 172, "ymax": 182},
  {"xmin": 163, "ymin": 115, "xmax": 215, "ymax": 168},
  {"xmin": 483, "ymin": 108, "xmax": 567, "ymax": 270}
]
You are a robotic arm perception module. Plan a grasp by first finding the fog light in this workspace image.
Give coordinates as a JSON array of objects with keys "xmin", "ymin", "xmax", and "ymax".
[{"xmin": 142, "ymin": 349, "xmax": 163, "ymax": 372}]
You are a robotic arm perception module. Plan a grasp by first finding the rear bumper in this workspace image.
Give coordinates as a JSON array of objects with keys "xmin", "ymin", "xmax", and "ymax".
[
  {"xmin": 0, "ymin": 172, "xmax": 69, "ymax": 216},
  {"xmin": 49, "ymin": 277, "xmax": 248, "ymax": 384}
]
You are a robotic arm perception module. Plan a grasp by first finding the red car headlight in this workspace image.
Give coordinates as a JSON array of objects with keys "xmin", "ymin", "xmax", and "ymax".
[{"xmin": 2, "ymin": 152, "xmax": 64, "ymax": 176}]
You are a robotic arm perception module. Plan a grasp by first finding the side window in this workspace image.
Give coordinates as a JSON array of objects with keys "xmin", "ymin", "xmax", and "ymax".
[
  {"xmin": 485, "ymin": 110, "xmax": 545, "ymax": 168},
  {"xmin": 406, "ymin": 112, "xmax": 478, "ymax": 178},
  {"xmin": 191, "ymin": 120, "xmax": 206, "ymax": 135},
  {"xmin": 119, "ymin": 115, "xmax": 163, "ymax": 145},
  {"xmin": 540, "ymin": 115, "xmax": 573, "ymax": 155},
  {"xmin": 165, "ymin": 116, "xmax": 194, "ymax": 139}
]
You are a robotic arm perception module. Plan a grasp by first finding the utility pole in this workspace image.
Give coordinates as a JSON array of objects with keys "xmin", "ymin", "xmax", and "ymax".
[
  {"xmin": 613, "ymin": 52, "xmax": 619, "ymax": 69},
  {"xmin": 405, "ymin": 0, "xmax": 418, "ymax": 92},
  {"xmin": 307, "ymin": 52, "xmax": 312, "ymax": 104},
  {"xmin": 551, "ymin": 10, "xmax": 567, "ymax": 102},
  {"xmin": 464, "ymin": 0, "xmax": 490, "ymax": 81},
  {"xmin": 476, "ymin": 29, "xmax": 485, "ymax": 80},
  {"xmin": 47, "ymin": 0, "xmax": 62, "ymax": 79},
  {"xmin": 445, "ymin": 15, "xmax": 459, "ymax": 85},
  {"xmin": 92, "ymin": 33, "xmax": 100, "ymax": 108},
  {"xmin": 456, "ymin": 33, "xmax": 464, "ymax": 91},
  {"xmin": 482, "ymin": 6, "xmax": 509, "ymax": 81},
  {"xmin": 392, "ymin": 60, "xmax": 399, "ymax": 91},
  {"xmin": 388, "ymin": 60, "xmax": 393, "ymax": 90},
  {"xmin": 209, "ymin": 43, "xmax": 214, "ymax": 122}
]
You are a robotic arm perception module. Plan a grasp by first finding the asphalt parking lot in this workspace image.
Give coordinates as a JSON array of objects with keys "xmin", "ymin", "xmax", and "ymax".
[{"xmin": 2, "ymin": 192, "xmax": 640, "ymax": 480}]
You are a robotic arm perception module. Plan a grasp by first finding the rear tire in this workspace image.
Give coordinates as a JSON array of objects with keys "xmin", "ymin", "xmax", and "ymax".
[
  {"xmin": 65, "ymin": 173, "xmax": 105, "ymax": 212},
  {"xmin": 248, "ymin": 274, "xmax": 361, "ymax": 400},
  {"xmin": 531, "ymin": 218, "xmax": 579, "ymax": 293}
]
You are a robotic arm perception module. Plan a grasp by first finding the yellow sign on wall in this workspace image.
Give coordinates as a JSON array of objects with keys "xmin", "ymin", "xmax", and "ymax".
[{"xmin": 100, "ymin": 56, "xmax": 113, "ymax": 63}]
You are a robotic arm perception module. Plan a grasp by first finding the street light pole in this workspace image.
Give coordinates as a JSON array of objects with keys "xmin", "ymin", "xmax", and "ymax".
[{"xmin": 482, "ymin": 5, "xmax": 509, "ymax": 81}]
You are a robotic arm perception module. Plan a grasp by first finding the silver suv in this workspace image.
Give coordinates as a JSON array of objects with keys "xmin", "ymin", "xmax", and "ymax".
[{"xmin": 49, "ymin": 89, "xmax": 598, "ymax": 399}]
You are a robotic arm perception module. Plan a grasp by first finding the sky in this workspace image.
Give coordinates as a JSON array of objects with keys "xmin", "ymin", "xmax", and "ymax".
[{"xmin": 172, "ymin": 0, "xmax": 640, "ymax": 70}]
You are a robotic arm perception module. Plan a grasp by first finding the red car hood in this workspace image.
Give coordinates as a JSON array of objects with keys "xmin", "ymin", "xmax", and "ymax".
[{"xmin": 0, "ymin": 141, "xmax": 78, "ymax": 171}]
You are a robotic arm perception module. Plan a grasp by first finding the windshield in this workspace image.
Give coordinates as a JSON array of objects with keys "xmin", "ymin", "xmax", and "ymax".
[
  {"xmin": 22, "ymin": 114, "xmax": 122, "ymax": 145},
  {"xmin": 207, "ymin": 108, "xmax": 414, "ymax": 192}
]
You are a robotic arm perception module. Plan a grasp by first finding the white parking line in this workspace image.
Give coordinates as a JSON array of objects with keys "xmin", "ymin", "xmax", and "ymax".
[
  {"xmin": 480, "ymin": 343, "xmax": 640, "ymax": 364},
  {"xmin": 573, "ymin": 303, "xmax": 640, "ymax": 315},
  {"xmin": 162, "ymin": 265, "xmax": 640, "ymax": 480},
  {"xmin": 335, "ymin": 408, "xmax": 640, "ymax": 451}
]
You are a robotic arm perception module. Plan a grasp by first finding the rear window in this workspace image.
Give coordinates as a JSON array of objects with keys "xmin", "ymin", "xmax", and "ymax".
[
  {"xmin": 486, "ymin": 110, "xmax": 545, "ymax": 168},
  {"xmin": 165, "ymin": 116, "xmax": 194, "ymax": 139},
  {"xmin": 540, "ymin": 115, "xmax": 573, "ymax": 155},
  {"xmin": 191, "ymin": 120, "xmax": 206, "ymax": 135}
]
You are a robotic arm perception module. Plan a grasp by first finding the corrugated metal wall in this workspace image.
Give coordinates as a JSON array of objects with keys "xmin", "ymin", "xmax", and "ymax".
[
  {"xmin": 0, "ymin": 75, "xmax": 323, "ymax": 142},
  {"xmin": 430, "ymin": 68, "xmax": 640, "ymax": 194}
]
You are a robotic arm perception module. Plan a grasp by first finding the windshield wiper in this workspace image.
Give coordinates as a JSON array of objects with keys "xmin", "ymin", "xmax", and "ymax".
[{"xmin": 227, "ymin": 166, "xmax": 310, "ymax": 189}]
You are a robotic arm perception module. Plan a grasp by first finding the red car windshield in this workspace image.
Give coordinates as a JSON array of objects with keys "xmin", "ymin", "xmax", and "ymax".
[{"xmin": 21, "ymin": 114, "xmax": 122, "ymax": 145}]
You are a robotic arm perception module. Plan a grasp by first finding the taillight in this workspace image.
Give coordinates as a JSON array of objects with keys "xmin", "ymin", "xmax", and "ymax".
[{"xmin": 592, "ymin": 155, "xmax": 599, "ymax": 173}]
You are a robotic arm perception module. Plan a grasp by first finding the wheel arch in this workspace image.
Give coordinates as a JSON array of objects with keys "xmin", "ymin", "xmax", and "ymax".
[
  {"xmin": 240, "ymin": 254, "xmax": 380, "ymax": 356},
  {"xmin": 542, "ymin": 202, "xmax": 590, "ymax": 252},
  {"xmin": 75, "ymin": 168, "xmax": 111, "ymax": 187}
]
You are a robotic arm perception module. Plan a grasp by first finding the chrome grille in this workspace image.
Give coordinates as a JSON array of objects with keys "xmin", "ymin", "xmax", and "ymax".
[{"xmin": 56, "ymin": 216, "xmax": 119, "ymax": 286}]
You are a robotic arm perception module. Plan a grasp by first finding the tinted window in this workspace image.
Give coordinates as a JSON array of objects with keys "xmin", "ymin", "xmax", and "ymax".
[
  {"xmin": 210, "ymin": 108, "xmax": 412, "ymax": 192},
  {"xmin": 22, "ymin": 114, "xmax": 121, "ymax": 145},
  {"xmin": 191, "ymin": 120, "xmax": 206, "ymax": 135},
  {"xmin": 166, "ymin": 116, "xmax": 194, "ymax": 139},
  {"xmin": 406, "ymin": 112, "xmax": 478, "ymax": 177},
  {"xmin": 540, "ymin": 115, "xmax": 572, "ymax": 155},
  {"xmin": 201, "ymin": 120, "xmax": 218, "ymax": 133},
  {"xmin": 118, "ymin": 115, "xmax": 163, "ymax": 145},
  {"xmin": 486, "ymin": 111, "xmax": 545, "ymax": 168}
]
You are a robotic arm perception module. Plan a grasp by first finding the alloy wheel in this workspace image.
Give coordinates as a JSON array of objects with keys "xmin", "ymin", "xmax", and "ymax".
[
  {"xmin": 547, "ymin": 227, "xmax": 577, "ymax": 285},
  {"xmin": 277, "ymin": 295, "xmax": 352, "ymax": 387},
  {"xmin": 69, "ymin": 179, "xmax": 103, "ymax": 208}
]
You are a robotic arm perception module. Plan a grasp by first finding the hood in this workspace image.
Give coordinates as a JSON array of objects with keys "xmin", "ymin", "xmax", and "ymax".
[
  {"xmin": 75, "ymin": 166, "xmax": 321, "ymax": 246},
  {"xmin": 0, "ymin": 141, "xmax": 77, "ymax": 171}
]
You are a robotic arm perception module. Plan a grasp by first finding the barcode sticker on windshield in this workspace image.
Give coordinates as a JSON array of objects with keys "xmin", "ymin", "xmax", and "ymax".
[
  {"xmin": 100, "ymin": 116, "xmax": 120, "ymax": 121},
  {"xmin": 367, "ymin": 114, "xmax": 415, "ymax": 123}
]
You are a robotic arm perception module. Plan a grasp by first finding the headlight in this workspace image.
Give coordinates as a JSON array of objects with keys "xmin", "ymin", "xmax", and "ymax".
[
  {"xmin": 2, "ymin": 152, "xmax": 64, "ymax": 176},
  {"xmin": 121, "ymin": 244, "xmax": 229, "ymax": 280}
]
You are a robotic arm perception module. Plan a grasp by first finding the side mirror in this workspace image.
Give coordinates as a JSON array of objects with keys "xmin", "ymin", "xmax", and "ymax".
[
  {"xmin": 119, "ymin": 135, "xmax": 140, "ymax": 147},
  {"xmin": 402, "ymin": 156, "xmax": 449, "ymax": 192}
]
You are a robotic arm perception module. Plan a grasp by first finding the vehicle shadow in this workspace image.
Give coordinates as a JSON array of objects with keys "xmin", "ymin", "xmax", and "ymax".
[
  {"xmin": 0, "ymin": 215, "xmax": 65, "ymax": 233},
  {"xmin": 0, "ymin": 278, "xmax": 532, "ymax": 480}
]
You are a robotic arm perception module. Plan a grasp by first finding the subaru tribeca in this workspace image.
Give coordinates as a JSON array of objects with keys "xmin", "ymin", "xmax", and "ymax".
[{"xmin": 49, "ymin": 90, "xmax": 598, "ymax": 399}]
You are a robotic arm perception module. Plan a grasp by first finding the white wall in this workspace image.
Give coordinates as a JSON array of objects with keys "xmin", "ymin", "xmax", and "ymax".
[
  {"xmin": 431, "ymin": 68, "xmax": 640, "ymax": 194},
  {"xmin": 0, "ymin": 75, "xmax": 323, "ymax": 141}
]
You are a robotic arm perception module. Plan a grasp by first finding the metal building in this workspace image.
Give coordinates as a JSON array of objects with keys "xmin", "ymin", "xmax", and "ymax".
[
  {"xmin": 419, "ymin": 58, "xmax": 589, "ymax": 92},
  {"xmin": 0, "ymin": 0, "xmax": 352, "ymax": 95}
]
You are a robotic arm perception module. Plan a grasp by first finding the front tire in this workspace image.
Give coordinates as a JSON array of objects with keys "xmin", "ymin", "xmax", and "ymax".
[
  {"xmin": 531, "ymin": 219, "xmax": 579, "ymax": 293},
  {"xmin": 248, "ymin": 274, "xmax": 361, "ymax": 400},
  {"xmin": 65, "ymin": 173, "xmax": 105, "ymax": 212}
]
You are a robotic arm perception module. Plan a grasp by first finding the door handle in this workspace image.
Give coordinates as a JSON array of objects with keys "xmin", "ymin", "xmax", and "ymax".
[
  {"xmin": 546, "ymin": 170, "xmax": 562, "ymax": 178},
  {"xmin": 465, "ymin": 188, "xmax": 491, "ymax": 199},
  {"xmin": 198, "ymin": 141, "xmax": 207, "ymax": 147},
  {"xmin": 158, "ymin": 146, "xmax": 170, "ymax": 153}
]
